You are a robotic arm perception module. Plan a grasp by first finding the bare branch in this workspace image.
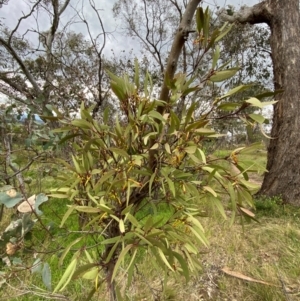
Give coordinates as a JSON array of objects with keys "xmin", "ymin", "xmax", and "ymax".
[
  {"xmin": 0, "ymin": 73, "xmax": 31, "ymax": 96},
  {"xmin": 0, "ymin": 37, "xmax": 42, "ymax": 95},
  {"xmin": 43, "ymin": 0, "xmax": 71, "ymax": 103},
  {"xmin": 58, "ymin": 0, "xmax": 71, "ymax": 15},
  {"xmin": 158, "ymin": 0, "xmax": 201, "ymax": 108},
  {"xmin": 88, "ymin": 0, "xmax": 107, "ymax": 116},
  {"xmin": 142, "ymin": 0, "xmax": 164, "ymax": 73},
  {"xmin": 8, "ymin": 0, "xmax": 43, "ymax": 45}
]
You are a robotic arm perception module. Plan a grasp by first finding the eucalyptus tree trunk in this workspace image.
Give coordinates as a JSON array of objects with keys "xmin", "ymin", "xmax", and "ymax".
[{"xmin": 221, "ymin": 0, "xmax": 300, "ymax": 205}]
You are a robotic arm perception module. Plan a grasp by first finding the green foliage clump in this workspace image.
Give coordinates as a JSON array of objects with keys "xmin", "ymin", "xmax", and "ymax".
[
  {"xmin": 48, "ymin": 72, "xmax": 267, "ymax": 300},
  {"xmin": 255, "ymin": 195, "xmax": 300, "ymax": 219}
]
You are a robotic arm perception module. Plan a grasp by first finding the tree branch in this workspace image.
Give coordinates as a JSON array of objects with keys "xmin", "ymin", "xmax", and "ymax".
[
  {"xmin": 0, "ymin": 73, "xmax": 32, "ymax": 96},
  {"xmin": 8, "ymin": 0, "xmax": 43, "ymax": 45},
  {"xmin": 158, "ymin": 0, "xmax": 201, "ymax": 109},
  {"xmin": 218, "ymin": 2, "xmax": 272, "ymax": 25},
  {"xmin": 43, "ymin": 0, "xmax": 71, "ymax": 103},
  {"xmin": 148, "ymin": 0, "xmax": 201, "ymax": 172},
  {"xmin": 0, "ymin": 37, "xmax": 42, "ymax": 95},
  {"xmin": 142, "ymin": 0, "xmax": 164, "ymax": 74}
]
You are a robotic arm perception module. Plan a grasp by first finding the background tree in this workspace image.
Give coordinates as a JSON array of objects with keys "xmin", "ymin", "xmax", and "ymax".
[
  {"xmin": 220, "ymin": 0, "xmax": 300, "ymax": 205},
  {"xmin": 0, "ymin": 0, "xmax": 111, "ymax": 118}
]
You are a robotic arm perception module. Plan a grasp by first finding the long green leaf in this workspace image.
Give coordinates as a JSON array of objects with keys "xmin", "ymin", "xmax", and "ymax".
[
  {"xmin": 157, "ymin": 247, "xmax": 174, "ymax": 271},
  {"xmin": 173, "ymin": 252, "xmax": 189, "ymax": 282},
  {"xmin": 111, "ymin": 244, "xmax": 133, "ymax": 282},
  {"xmin": 53, "ymin": 258, "xmax": 77, "ymax": 292}
]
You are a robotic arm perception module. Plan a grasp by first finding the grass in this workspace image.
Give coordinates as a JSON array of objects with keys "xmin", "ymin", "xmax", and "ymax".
[{"xmin": 1, "ymin": 147, "xmax": 300, "ymax": 300}]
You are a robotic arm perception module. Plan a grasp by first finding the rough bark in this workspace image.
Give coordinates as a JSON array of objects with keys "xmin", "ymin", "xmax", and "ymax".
[{"xmin": 221, "ymin": 0, "xmax": 300, "ymax": 205}]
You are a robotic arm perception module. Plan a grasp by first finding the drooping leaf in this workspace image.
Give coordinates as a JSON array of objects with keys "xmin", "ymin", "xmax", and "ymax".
[
  {"xmin": 111, "ymin": 244, "xmax": 133, "ymax": 282},
  {"xmin": 212, "ymin": 45, "xmax": 220, "ymax": 69},
  {"xmin": 42, "ymin": 262, "xmax": 52, "ymax": 291},
  {"xmin": 53, "ymin": 258, "xmax": 77, "ymax": 292}
]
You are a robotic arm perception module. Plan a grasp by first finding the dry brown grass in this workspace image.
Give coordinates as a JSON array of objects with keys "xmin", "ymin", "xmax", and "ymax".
[{"xmin": 116, "ymin": 213, "xmax": 300, "ymax": 301}]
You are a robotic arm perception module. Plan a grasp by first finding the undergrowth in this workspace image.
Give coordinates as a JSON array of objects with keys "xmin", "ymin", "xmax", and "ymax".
[{"xmin": 1, "ymin": 151, "xmax": 300, "ymax": 300}]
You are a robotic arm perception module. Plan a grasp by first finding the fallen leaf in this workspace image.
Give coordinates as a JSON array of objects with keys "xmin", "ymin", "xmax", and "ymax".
[{"xmin": 221, "ymin": 267, "xmax": 280, "ymax": 287}]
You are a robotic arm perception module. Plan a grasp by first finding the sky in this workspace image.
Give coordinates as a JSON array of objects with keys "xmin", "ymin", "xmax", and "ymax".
[
  {"xmin": 0, "ymin": 0, "xmax": 260, "ymax": 58},
  {"xmin": 0, "ymin": 0, "xmax": 263, "ymax": 107}
]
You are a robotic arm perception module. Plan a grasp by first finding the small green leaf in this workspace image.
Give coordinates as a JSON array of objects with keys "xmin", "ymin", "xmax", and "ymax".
[
  {"xmin": 249, "ymin": 114, "xmax": 265, "ymax": 124},
  {"xmin": 126, "ymin": 213, "xmax": 141, "ymax": 228},
  {"xmin": 108, "ymin": 148, "xmax": 129, "ymax": 159},
  {"xmin": 59, "ymin": 238, "xmax": 82, "ymax": 266},
  {"xmin": 101, "ymin": 236, "xmax": 121, "ymax": 245},
  {"xmin": 126, "ymin": 248, "xmax": 137, "ymax": 286},
  {"xmin": 215, "ymin": 23, "xmax": 233, "ymax": 42},
  {"xmin": 150, "ymin": 143, "xmax": 159, "ymax": 150},
  {"xmin": 194, "ymin": 128, "xmax": 215, "ymax": 134},
  {"xmin": 72, "ymin": 155, "xmax": 82, "ymax": 174},
  {"xmin": 246, "ymin": 97, "xmax": 263, "ymax": 108},
  {"xmin": 60, "ymin": 205, "xmax": 76, "ymax": 227},
  {"xmin": 217, "ymin": 102, "xmax": 241, "ymax": 111},
  {"xmin": 210, "ymin": 68, "xmax": 239, "ymax": 82},
  {"xmin": 119, "ymin": 219, "xmax": 125, "ymax": 233},
  {"xmin": 260, "ymin": 100, "xmax": 278, "ymax": 107},
  {"xmin": 219, "ymin": 84, "xmax": 252, "ymax": 100},
  {"xmin": 72, "ymin": 263, "xmax": 97, "ymax": 279},
  {"xmin": 82, "ymin": 267, "xmax": 99, "ymax": 280},
  {"xmin": 166, "ymin": 177, "xmax": 176, "ymax": 197},
  {"xmin": 71, "ymin": 119, "xmax": 92, "ymax": 129},
  {"xmin": 196, "ymin": 7, "xmax": 204, "ymax": 33},
  {"xmin": 187, "ymin": 215, "xmax": 204, "ymax": 232},
  {"xmin": 74, "ymin": 206, "xmax": 101, "ymax": 213},
  {"xmin": 255, "ymin": 89, "xmax": 283, "ymax": 100},
  {"xmin": 203, "ymin": 186, "xmax": 217, "ymax": 197},
  {"xmin": 189, "ymin": 226, "xmax": 208, "ymax": 247},
  {"xmin": 184, "ymin": 146, "xmax": 197, "ymax": 154},
  {"xmin": 148, "ymin": 110, "xmax": 166, "ymax": 123},
  {"xmin": 184, "ymin": 102, "xmax": 197, "ymax": 127},
  {"xmin": 212, "ymin": 45, "xmax": 220, "ymax": 69},
  {"xmin": 164, "ymin": 143, "xmax": 171, "ymax": 154},
  {"xmin": 185, "ymin": 120, "xmax": 209, "ymax": 132}
]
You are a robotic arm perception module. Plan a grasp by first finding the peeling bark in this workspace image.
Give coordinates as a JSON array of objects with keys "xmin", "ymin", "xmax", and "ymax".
[{"xmin": 221, "ymin": 0, "xmax": 300, "ymax": 205}]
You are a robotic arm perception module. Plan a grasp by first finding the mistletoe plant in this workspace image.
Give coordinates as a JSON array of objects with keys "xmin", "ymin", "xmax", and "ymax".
[
  {"xmin": 49, "ymin": 72, "xmax": 271, "ymax": 300},
  {"xmin": 48, "ymin": 7, "xmax": 273, "ymax": 301}
]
